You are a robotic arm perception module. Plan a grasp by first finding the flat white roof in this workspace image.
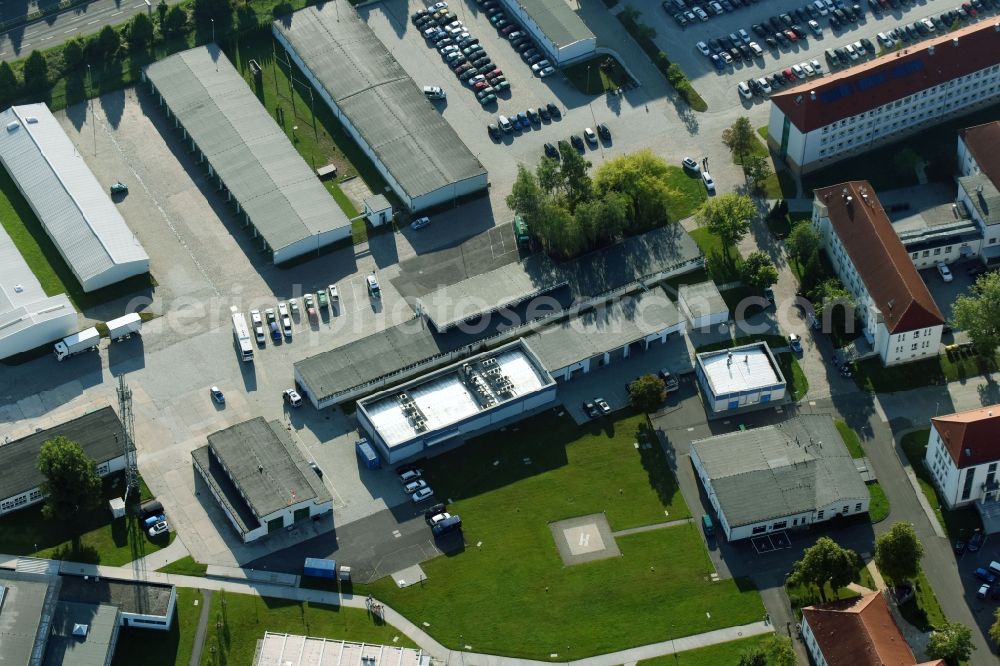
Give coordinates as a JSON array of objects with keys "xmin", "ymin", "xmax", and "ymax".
[
  {"xmin": 698, "ymin": 342, "xmax": 783, "ymax": 396},
  {"xmin": 255, "ymin": 632, "xmax": 430, "ymax": 666},
  {"xmin": 0, "ymin": 222, "xmax": 76, "ymax": 352},
  {"xmin": 0, "ymin": 104, "xmax": 148, "ymax": 290},
  {"xmin": 362, "ymin": 345, "xmax": 550, "ymax": 447}
]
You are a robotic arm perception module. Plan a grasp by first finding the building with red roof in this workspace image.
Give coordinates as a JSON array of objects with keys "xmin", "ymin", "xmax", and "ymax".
[
  {"xmin": 957, "ymin": 121, "xmax": 1000, "ymax": 268},
  {"xmin": 766, "ymin": 21, "xmax": 1000, "ymax": 175},
  {"xmin": 812, "ymin": 181, "xmax": 944, "ymax": 366},
  {"xmin": 801, "ymin": 592, "xmax": 944, "ymax": 666},
  {"xmin": 925, "ymin": 405, "xmax": 1000, "ymax": 522}
]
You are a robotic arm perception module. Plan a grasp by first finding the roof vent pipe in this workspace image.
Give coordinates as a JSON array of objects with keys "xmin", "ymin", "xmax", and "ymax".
[
  {"xmin": 953, "ymin": 37, "xmax": 959, "ymax": 47},
  {"xmin": 928, "ymin": 45, "xmax": 935, "ymax": 55},
  {"xmin": 810, "ymin": 90, "xmax": 817, "ymax": 100}
]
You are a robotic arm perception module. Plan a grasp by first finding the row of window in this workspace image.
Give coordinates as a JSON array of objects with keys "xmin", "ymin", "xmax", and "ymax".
[{"xmin": 748, "ymin": 503, "xmax": 864, "ymax": 534}]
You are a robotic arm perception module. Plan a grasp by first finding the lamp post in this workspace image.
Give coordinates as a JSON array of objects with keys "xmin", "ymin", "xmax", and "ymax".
[
  {"xmin": 210, "ymin": 17, "xmax": 215, "ymax": 44},
  {"xmin": 87, "ymin": 64, "xmax": 96, "ymax": 155}
]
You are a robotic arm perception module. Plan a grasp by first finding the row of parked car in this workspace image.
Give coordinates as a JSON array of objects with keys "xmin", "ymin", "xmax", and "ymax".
[
  {"xmin": 545, "ymin": 125, "xmax": 612, "ymax": 157},
  {"xmin": 413, "ymin": 2, "xmax": 509, "ymax": 106},
  {"xmin": 486, "ymin": 102, "xmax": 562, "ymax": 139},
  {"xmin": 475, "ymin": 0, "xmax": 556, "ymax": 78},
  {"xmin": 663, "ymin": 0, "xmax": 762, "ymax": 29},
  {"xmin": 737, "ymin": 59, "xmax": 826, "ymax": 99}
]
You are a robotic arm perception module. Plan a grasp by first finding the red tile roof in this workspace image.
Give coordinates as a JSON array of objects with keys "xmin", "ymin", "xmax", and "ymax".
[
  {"xmin": 932, "ymin": 405, "xmax": 1000, "ymax": 468},
  {"xmin": 802, "ymin": 592, "xmax": 944, "ymax": 666},
  {"xmin": 772, "ymin": 21, "xmax": 1000, "ymax": 133},
  {"xmin": 815, "ymin": 181, "xmax": 944, "ymax": 333},
  {"xmin": 961, "ymin": 121, "xmax": 1000, "ymax": 187}
]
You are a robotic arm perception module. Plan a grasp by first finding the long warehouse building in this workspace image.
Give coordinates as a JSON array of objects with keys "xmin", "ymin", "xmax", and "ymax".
[
  {"xmin": 273, "ymin": 1, "xmax": 488, "ymax": 212},
  {"xmin": 143, "ymin": 45, "xmax": 351, "ymax": 264},
  {"xmin": 0, "ymin": 104, "xmax": 149, "ymax": 292}
]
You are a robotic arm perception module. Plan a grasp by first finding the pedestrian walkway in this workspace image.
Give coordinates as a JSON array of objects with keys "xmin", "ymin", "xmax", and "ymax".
[
  {"xmin": 189, "ymin": 589, "xmax": 212, "ymax": 666},
  {"xmin": 134, "ymin": 534, "xmax": 190, "ymax": 572},
  {"xmin": 6, "ymin": 553, "xmax": 775, "ymax": 664},
  {"xmin": 611, "ymin": 517, "xmax": 692, "ymax": 537}
]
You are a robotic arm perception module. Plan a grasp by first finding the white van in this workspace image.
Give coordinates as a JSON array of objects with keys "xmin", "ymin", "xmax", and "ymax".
[
  {"xmin": 423, "ymin": 86, "xmax": 446, "ymax": 100},
  {"xmin": 989, "ymin": 560, "xmax": 1000, "ymax": 577},
  {"xmin": 813, "ymin": 0, "xmax": 829, "ymax": 14}
]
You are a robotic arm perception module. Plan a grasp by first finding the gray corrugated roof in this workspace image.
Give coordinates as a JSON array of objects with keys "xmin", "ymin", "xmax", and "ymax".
[
  {"xmin": 507, "ymin": 0, "xmax": 595, "ymax": 49},
  {"xmin": 960, "ymin": 173, "xmax": 1000, "ymax": 226},
  {"xmin": 691, "ymin": 415, "xmax": 867, "ymax": 527},
  {"xmin": 58, "ymin": 576, "xmax": 173, "ymax": 616},
  {"xmin": 0, "ymin": 104, "xmax": 148, "ymax": 289},
  {"xmin": 525, "ymin": 290, "xmax": 683, "ymax": 371},
  {"xmin": 273, "ymin": 3, "xmax": 486, "ymax": 202},
  {"xmin": 144, "ymin": 45, "xmax": 349, "ymax": 255},
  {"xmin": 206, "ymin": 418, "xmax": 331, "ymax": 520},
  {"xmin": 679, "ymin": 281, "xmax": 728, "ymax": 320},
  {"xmin": 43, "ymin": 601, "xmax": 118, "ymax": 666},
  {"xmin": 0, "ymin": 407, "xmax": 123, "ymax": 501},
  {"xmin": 0, "ymin": 571, "xmax": 53, "ymax": 665}
]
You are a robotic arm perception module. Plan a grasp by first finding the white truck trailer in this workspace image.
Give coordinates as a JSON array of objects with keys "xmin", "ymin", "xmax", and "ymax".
[
  {"xmin": 53, "ymin": 327, "xmax": 100, "ymax": 361},
  {"xmin": 106, "ymin": 313, "xmax": 142, "ymax": 341}
]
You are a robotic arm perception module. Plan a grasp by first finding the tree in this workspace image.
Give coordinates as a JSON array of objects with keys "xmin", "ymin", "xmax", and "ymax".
[
  {"xmin": 555, "ymin": 142, "xmax": 592, "ymax": 209},
  {"xmin": 765, "ymin": 635, "xmax": 796, "ymax": 666},
  {"xmin": 788, "ymin": 536, "xmax": 861, "ymax": 600},
  {"xmin": 695, "ymin": 193, "xmax": 756, "ymax": 261},
  {"xmin": 37, "ymin": 436, "xmax": 102, "ymax": 520},
  {"xmin": 163, "ymin": 4, "xmax": 189, "ymax": 37},
  {"xmin": 156, "ymin": 0, "xmax": 168, "ymax": 30},
  {"xmin": 926, "ymin": 621, "xmax": 975, "ymax": 663},
  {"xmin": 722, "ymin": 116, "xmax": 757, "ymax": 163},
  {"xmin": 786, "ymin": 222, "xmax": 821, "ymax": 266},
  {"xmin": 95, "ymin": 25, "xmax": 120, "ymax": 60},
  {"xmin": 0, "ymin": 61, "xmax": 18, "ymax": 103},
  {"xmin": 893, "ymin": 146, "xmax": 921, "ymax": 177},
  {"xmin": 737, "ymin": 646, "xmax": 767, "ymax": 666},
  {"xmin": 22, "ymin": 50, "xmax": 47, "ymax": 92},
  {"xmin": 593, "ymin": 150, "xmax": 681, "ymax": 231},
  {"xmin": 952, "ymin": 271, "xmax": 1000, "ymax": 353},
  {"xmin": 127, "ymin": 12, "xmax": 155, "ymax": 51},
  {"xmin": 743, "ymin": 154, "xmax": 773, "ymax": 190},
  {"xmin": 627, "ymin": 374, "xmax": 666, "ymax": 412},
  {"xmin": 874, "ymin": 521, "xmax": 924, "ymax": 583},
  {"xmin": 990, "ymin": 608, "xmax": 1000, "ymax": 644},
  {"xmin": 193, "ymin": 0, "xmax": 232, "ymax": 22},
  {"xmin": 740, "ymin": 251, "xmax": 779, "ymax": 288},
  {"xmin": 62, "ymin": 37, "xmax": 85, "ymax": 72}
]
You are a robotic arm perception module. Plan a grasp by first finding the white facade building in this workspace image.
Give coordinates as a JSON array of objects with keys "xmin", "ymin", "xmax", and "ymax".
[
  {"xmin": 678, "ymin": 281, "xmax": 729, "ymax": 331},
  {"xmin": 813, "ymin": 182, "xmax": 944, "ymax": 366},
  {"xmin": 767, "ymin": 21, "xmax": 1000, "ymax": 175},
  {"xmin": 0, "ymin": 104, "xmax": 149, "ymax": 292},
  {"xmin": 498, "ymin": 0, "xmax": 596, "ymax": 65},
  {"xmin": 925, "ymin": 406, "xmax": 1000, "ymax": 511},
  {"xmin": 694, "ymin": 342, "xmax": 786, "ymax": 416},
  {"xmin": 690, "ymin": 415, "xmax": 869, "ymax": 542},
  {"xmin": 956, "ymin": 121, "xmax": 1000, "ymax": 267}
]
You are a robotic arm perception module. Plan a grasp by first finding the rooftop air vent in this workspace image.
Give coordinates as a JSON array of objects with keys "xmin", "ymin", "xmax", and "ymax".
[
  {"xmin": 928, "ymin": 45, "xmax": 935, "ymax": 55},
  {"xmin": 25, "ymin": 116, "xmax": 37, "ymax": 124},
  {"xmin": 13, "ymin": 284, "xmax": 23, "ymax": 293},
  {"xmin": 72, "ymin": 624, "xmax": 88, "ymax": 637},
  {"xmin": 953, "ymin": 37, "xmax": 959, "ymax": 47},
  {"xmin": 810, "ymin": 90, "xmax": 817, "ymax": 100},
  {"xmin": 794, "ymin": 94, "xmax": 803, "ymax": 105},
  {"xmin": 5, "ymin": 122, "xmax": 19, "ymax": 132}
]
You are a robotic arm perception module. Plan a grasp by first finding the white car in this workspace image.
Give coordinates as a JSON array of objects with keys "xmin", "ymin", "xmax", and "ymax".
[
  {"xmin": 328, "ymin": 284, "xmax": 338, "ymax": 301},
  {"xmin": 367, "ymin": 273, "xmax": 381, "ymax": 298},
  {"xmin": 693, "ymin": 6, "xmax": 708, "ymax": 20},
  {"xmin": 813, "ymin": 0, "xmax": 828, "ymax": 15},
  {"xmin": 584, "ymin": 127, "xmax": 598, "ymax": 145},
  {"xmin": 278, "ymin": 301, "xmax": 289, "ymax": 317},
  {"xmin": 737, "ymin": 81, "xmax": 752, "ymax": 99},
  {"xmin": 399, "ymin": 469, "xmax": 423, "ymax": 484},
  {"xmin": 281, "ymin": 314, "xmax": 292, "ymax": 339},
  {"xmin": 440, "ymin": 44, "xmax": 459, "ymax": 54},
  {"xmin": 921, "ymin": 17, "xmax": 936, "ymax": 32},
  {"xmin": 720, "ymin": 51, "xmax": 733, "ymax": 64},
  {"xmin": 937, "ymin": 262, "xmax": 953, "ymax": 282},
  {"xmin": 283, "ymin": 388, "xmax": 303, "ymax": 407},
  {"xmin": 412, "ymin": 487, "xmax": 434, "ymax": 503},
  {"xmin": 539, "ymin": 67, "xmax": 555, "ymax": 78},
  {"xmin": 791, "ymin": 64, "xmax": 806, "ymax": 79},
  {"xmin": 756, "ymin": 77, "xmax": 772, "ymax": 94},
  {"xmin": 411, "ymin": 216, "xmax": 431, "ymax": 230},
  {"xmin": 429, "ymin": 512, "xmax": 452, "ymax": 526},
  {"xmin": 531, "ymin": 60, "xmax": 550, "ymax": 73},
  {"xmin": 148, "ymin": 521, "xmax": 169, "ymax": 537},
  {"xmin": 423, "ymin": 85, "xmax": 446, "ymax": 100},
  {"xmin": 802, "ymin": 62, "xmax": 816, "ymax": 77},
  {"xmin": 749, "ymin": 41, "xmax": 763, "ymax": 57},
  {"xmin": 696, "ymin": 41, "xmax": 711, "ymax": 56},
  {"xmin": 404, "ymin": 479, "xmax": 428, "ymax": 493},
  {"xmin": 249, "ymin": 309, "xmax": 265, "ymax": 344},
  {"xmin": 702, "ymin": 171, "xmax": 715, "ymax": 191},
  {"xmin": 845, "ymin": 44, "xmax": 859, "ymax": 60},
  {"xmin": 810, "ymin": 58, "xmax": 824, "ymax": 74},
  {"xmin": 808, "ymin": 19, "xmax": 822, "ymax": 36},
  {"xmin": 430, "ymin": 1, "xmax": 447, "ymax": 10}
]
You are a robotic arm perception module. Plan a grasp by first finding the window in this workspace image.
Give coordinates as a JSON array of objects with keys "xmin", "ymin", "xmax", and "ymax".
[
  {"xmin": 962, "ymin": 469, "xmax": 976, "ymax": 500},
  {"xmin": 922, "ymin": 250, "xmax": 930, "ymax": 257},
  {"xmin": 772, "ymin": 520, "xmax": 787, "ymax": 530},
  {"xmin": 914, "ymin": 330, "xmax": 920, "ymax": 339},
  {"xmin": 842, "ymin": 506, "xmax": 849, "ymax": 514},
  {"xmin": 855, "ymin": 503, "xmax": 862, "ymax": 512},
  {"xmin": 817, "ymin": 510, "xmax": 825, "ymax": 520},
  {"xmin": 752, "ymin": 525, "xmax": 767, "ymax": 534},
  {"xmin": 912, "ymin": 343, "xmax": 918, "ymax": 351},
  {"xmin": 933, "ymin": 248, "xmax": 941, "ymax": 255}
]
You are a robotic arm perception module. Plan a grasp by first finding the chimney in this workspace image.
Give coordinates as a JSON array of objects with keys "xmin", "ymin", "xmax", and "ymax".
[
  {"xmin": 928, "ymin": 45, "xmax": 935, "ymax": 55},
  {"xmin": 810, "ymin": 90, "xmax": 817, "ymax": 100},
  {"xmin": 952, "ymin": 37, "xmax": 959, "ymax": 47}
]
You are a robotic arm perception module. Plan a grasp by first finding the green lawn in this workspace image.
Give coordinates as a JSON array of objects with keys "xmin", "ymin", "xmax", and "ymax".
[
  {"xmin": 777, "ymin": 353, "xmax": 809, "ymax": 401},
  {"xmin": 898, "ymin": 569, "xmax": 948, "ymax": 631},
  {"xmin": 201, "ymin": 591, "xmax": 417, "ymax": 666},
  {"xmin": 836, "ymin": 420, "xmax": 866, "ymax": 459},
  {"xmin": 899, "ymin": 430, "xmax": 982, "ymax": 539},
  {"xmin": 113, "ymin": 587, "xmax": 203, "ymax": 666},
  {"xmin": 158, "ymin": 555, "xmax": 208, "ymax": 577},
  {"xmin": 688, "ymin": 227, "xmax": 742, "ymax": 283},
  {"xmin": 852, "ymin": 348, "xmax": 1000, "ymax": 393},
  {"xmin": 0, "ymin": 474, "xmax": 173, "ymax": 566},
  {"xmin": 786, "ymin": 577, "xmax": 862, "ymax": 616},
  {"xmin": 563, "ymin": 55, "xmax": 631, "ymax": 95},
  {"xmin": 363, "ymin": 412, "xmax": 763, "ymax": 659},
  {"xmin": 638, "ymin": 635, "xmax": 774, "ymax": 666},
  {"xmin": 695, "ymin": 333, "xmax": 789, "ymax": 354},
  {"xmin": 834, "ymin": 420, "xmax": 889, "ymax": 522},
  {"xmin": 664, "ymin": 166, "xmax": 709, "ymax": 222}
]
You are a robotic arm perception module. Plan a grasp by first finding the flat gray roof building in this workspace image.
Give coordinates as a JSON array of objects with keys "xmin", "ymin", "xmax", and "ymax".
[
  {"xmin": 143, "ymin": 45, "xmax": 350, "ymax": 264},
  {"xmin": 272, "ymin": 1, "xmax": 488, "ymax": 211},
  {"xmin": 499, "ymin": 0, "xmax": 596, "ymax": 64},
  {"xmin": 690, "ymin": 415, "xmax": 869, "ymax": 540},
  {"xmin": 0, "ymin": 570, "xmax": 58, "ymax": 666},
  {"xmin": 0, "ymin": 104, "xmax": 149, "ymax": 292},
  {"xmin": 0, "ymin": 222, "xmax": 76, "ymax": 361},
  {"xmin": 43, "ymin": 601, "xmax": 119, "ymax": 666},
  {"xmin": 255, "ymin": 632, "xmax": 431, "ymax": 666},
  {"xmin": 678, "ymin": 281, "xmax": 729, "ymax": 330},
  {"xmin": 193, "ymin": 418, "xmax": 332, "ymax": 542}
]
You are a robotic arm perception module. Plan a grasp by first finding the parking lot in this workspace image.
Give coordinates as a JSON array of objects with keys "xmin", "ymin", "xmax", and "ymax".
[{"xmin": 645, "ymin": 0, "xmax": 1000, "ymax": 111}]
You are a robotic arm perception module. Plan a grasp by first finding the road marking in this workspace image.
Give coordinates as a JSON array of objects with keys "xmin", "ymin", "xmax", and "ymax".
[
  {"xmin": 88, "ymin": 19, "xmax": 99, "ymax": 24},
  {"xmin": 42, "ymin": 36, "xmax": 53, "ymax": 40},
  {"xmin": 111, "ymin": 10, "xmax": 123, "ymax": 15},
  {"xmin": 134, "ymin": 2, "xmax": 146, "ymax": 6},
  {"xmin": 64, "ymin": 28, "xmax": 77, "ymax": 33}
]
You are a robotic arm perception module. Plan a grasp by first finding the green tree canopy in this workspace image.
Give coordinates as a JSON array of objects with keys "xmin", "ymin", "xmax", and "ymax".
[
  {"xmin": 990, "ymin": 608, "xmax": 1000, "ymax": 644},
  {"xmin": 22, "ymin": 51, "xmax": 48, "ymax": 92},
  {"xmin": 127, "ymin": 12, "xmax": 155, "ymax": 51},
  {"xmin": 737, "ymin": 646, "xmax": 767, "ymax": 666},
  {"xmin": 695, "ymin": 193, "xmax": 756, "ymax": 260},
  {"xmin": 926, "ymin": 621, "xmax": 975, "ymax": 662},
  {"xmin": 874, "ymin": 522, "xmax": 923, "ymax": 583},
  {"xmin": 786, "ymin": 222, "xmax": 821, "ymax": 266},
  {"xmin": 627, "ymin": 374, "xmax": 665, "ymax": 412},
  {"xmin": 193, "ymin": 0, "xmax": 232, "ymax": 21},
  {"xmin": 163, "ymin": 4, "xmax": 189, "ymax": 37},
  {"xmin": 37, "ymin": 436, "xmax": 102, "ymax": 520},
  {"xmin": 743, "ymin": 154, "xmax": 773, "ymax": 190},
  {"xmin": 723, "ymin": 116, "xmax": 757, "ymax": 163},
  {"xmin": 593, "ymin": 150, "xmax": 680, "ymax": 232},
  {"xmin": 62, "ymin": 37, "xmax": 85, "ymax": 72},
  {"xmin": 93, "ymin": 25, "xmax": 121, "ymax": 60},
  {"xmin": 740, "ymin": 251, "xmax": 779, "ymax": 289},
  {"xmin": 788, "ymin": 536, "xmax": 861, "ymax": 600},
  {"xmin": 764, "ymin": 635, "xmax": 796, "ymax": 666},
  {"xmin": 0, "ymin": 61, "xmax": 18, "ymax": 104},
  {"xmin": 952, "ymin": 271, "xmax": 1000, "ymax": 353}
]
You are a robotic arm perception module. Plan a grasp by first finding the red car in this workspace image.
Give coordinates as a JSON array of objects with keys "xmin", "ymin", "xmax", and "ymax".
[
  {"xmin": 487, "ymin": 68, "xmax": 503, "ymax": 78},
  {"xmin": 473, "ymin": 80, "xmax": 490, "ymax": 91},
  {"xmin": 962, "ymin": 2, "xmax": 976, "ymax": 15},
  {"xmin": 783, "ymin": 68, "xmax": 795, "ymax": 81},
  {"xmin": 784, "ymin": 29, "xmax": 798, "ymax": 42},
  {"xmin": 500, "ymin": 24, "xmax": 518, "ymax": 34}
]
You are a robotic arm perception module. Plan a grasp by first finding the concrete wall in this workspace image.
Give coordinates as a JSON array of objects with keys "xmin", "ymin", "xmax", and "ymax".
[
  {"xmin": 121, "ymin": 587, "xmax": 176, "ymax": 631},
  {"xmin": 907, "ymin": 237, "xmax": 981, "ymax": 270},
  {"xmin": 694, "ymin": 364, "xmax": 786, "ymax": 414}
]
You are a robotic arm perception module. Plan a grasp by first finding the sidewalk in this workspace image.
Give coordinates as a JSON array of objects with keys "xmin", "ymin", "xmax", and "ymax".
[{"xmin": 10, "ymin": 553, "xmax": 774, "ymax": 664}]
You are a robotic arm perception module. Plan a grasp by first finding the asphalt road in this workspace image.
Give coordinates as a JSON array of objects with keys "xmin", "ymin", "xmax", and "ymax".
[{"xmin": 0, "ymin": 0, "xmax": 158, "ymax": 61}]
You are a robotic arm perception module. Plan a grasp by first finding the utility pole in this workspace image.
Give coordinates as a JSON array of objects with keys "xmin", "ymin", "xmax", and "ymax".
[{"xmin": 88, "ymin": 64, "xmax": 96, "ymax": 155}]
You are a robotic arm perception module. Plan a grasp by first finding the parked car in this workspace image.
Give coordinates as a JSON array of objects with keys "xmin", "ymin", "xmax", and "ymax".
[
  {"xmin": 597, "ymin": 123, "xmax": 611, "ymax": 141},
  {"xmin": 583, "ymin": 401, "xmax": 600, "ymax": 418},
  {"xmin": 283, "ymin": 388, "xmax": 303, "ymax": 407},
  {"xmin": 424, "ymin": 502, "xmax": 447, "ymax": 521},
  {"xmin": 584, "ymin": 127, "xmax": 598, "ymax": 145},
  {"xmin": 148, "ymin": 521, "xmax": 169, "ymax": 537},
  {"xmin": 210, "ymin": 386, "xmax": 225, "ymax": 404},
  {"xmin": 367, "ymin": 273, "xmax": 381, "ymax": 298},
  {"xmin": 682, "ymin": 156, "xmax": 700, "ymax": 172},
  {"xmin": 546, "ymin": 102, "xmax": 562, "ymax": 118},
  {"xmin": 702, "ymin": 170, "xmax": 715, "ymax": 191},
  {"xmin": 974, "ymin": 567, "xmax": 996, "ymax": 584},
  {"xmin": 412, "ymin": 487, "xmax": 434, "ymax": 503},
  {"xmin": 595, "ymin": 397, "xmax": 611, "ymax": 414},
  {"xmin": 937, "ymin": 262, "xmax": 954, "ymax": 282},
  {"xmin": 968, "ymin": 528, "xmax": 985, "ymax": 551},
  {"xmin": 411, "ymin": 216, "xmax": 431, "ymax": 230},
  {"xmin": 658, "ymin": 368, "xmax": 679, "ymax": 392},
  {"xmin": 570, "ymin": 134, "xmax": 585, "ymax": 150},
  {"xmin": 789, "ymin": 334, "xmax": 803, "ymax": 353}
]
